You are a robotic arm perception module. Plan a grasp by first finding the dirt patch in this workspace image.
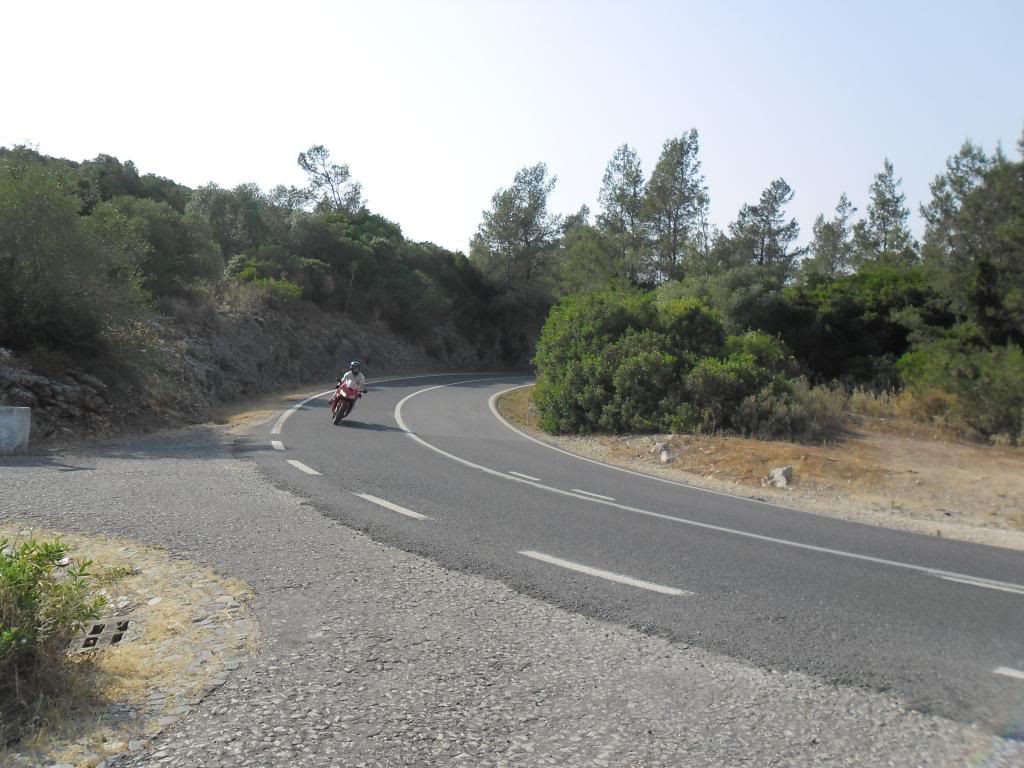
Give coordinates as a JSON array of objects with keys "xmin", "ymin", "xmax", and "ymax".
[
  {"xmin": 1, "ymin": 523, "xmax": 258, "ymax": 768},
  {"xmin": 498, "ymin": 387, "xmax": 1024, "ymax": 551},
  {"xmin": 214, "ymin": 385, "xmax": 328, "ymax": 434}
]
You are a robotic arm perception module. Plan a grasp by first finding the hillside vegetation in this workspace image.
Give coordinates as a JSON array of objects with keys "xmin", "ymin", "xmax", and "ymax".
[
  {"xmin": 500, "ymin": 132, "xmax": 1024, "ymax": 444},
  {"xmin": 0, "ymin": 145, "xmax": 544, "ymax": 441}
]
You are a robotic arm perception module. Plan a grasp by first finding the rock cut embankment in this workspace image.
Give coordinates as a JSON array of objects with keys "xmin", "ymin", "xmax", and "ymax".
[{"xmin": 1, "ymin": 301, "xmax": 495, "ymax": 447}]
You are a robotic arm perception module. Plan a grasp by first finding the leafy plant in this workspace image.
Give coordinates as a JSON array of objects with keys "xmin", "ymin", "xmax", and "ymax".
[
  {"xmin": 0, "ymin": 537, "xmax": 105, "ymax": 744},
  {"xmin": 899, "ymin": 336, "xmax": 1024, "ymax": 443}
]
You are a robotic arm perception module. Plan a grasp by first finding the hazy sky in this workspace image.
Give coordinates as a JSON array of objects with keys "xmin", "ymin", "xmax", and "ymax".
[{"xmin": 4, "ymin": 1, "xmax": 1022, "ymax": 253}]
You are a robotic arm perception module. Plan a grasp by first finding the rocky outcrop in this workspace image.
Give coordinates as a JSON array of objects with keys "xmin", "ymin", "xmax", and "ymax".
[
  {"xmin": 0, "ymin": 365, "xmax": 116, "ymax": 442},
  {"xmin": 0, "ymin": 301, "xmax": 506, "ymax": 447}
]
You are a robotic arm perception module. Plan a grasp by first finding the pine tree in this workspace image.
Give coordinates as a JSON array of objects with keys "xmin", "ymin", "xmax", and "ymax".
[
  {"xmin": 802, "ymin": 193, "xmax": 857, "ymax": 280},
  {"xmin": 596, "ymin": 143, "xmax": 647, "ymax": 283},
  {"xmin": 728, "ymin": 178, "xmax": 804, "ymax": 282},
  {"xmin": 642, "ymin": 130, "xmax": 708, "ymax": 282},
  {"xmin": 853, "ymin": 159, "xmax": 917, "ymax": 269}
]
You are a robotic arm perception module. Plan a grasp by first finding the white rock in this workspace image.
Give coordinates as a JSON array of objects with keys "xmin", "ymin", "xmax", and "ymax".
[
  {"xmin": 766, "ymin": 466, "xmax": 794, "ymax": 488},
  {"xmin": 660, "ymin": 449, "xmax": 677, "ymax": 465}
]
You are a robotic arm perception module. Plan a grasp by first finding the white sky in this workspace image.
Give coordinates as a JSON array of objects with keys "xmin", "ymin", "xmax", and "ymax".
[{"xmin": 3, "ymin": 0, "xmax": 1022, "ymax": 253}]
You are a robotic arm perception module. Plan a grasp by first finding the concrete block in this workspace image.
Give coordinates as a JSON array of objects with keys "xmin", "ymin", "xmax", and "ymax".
[{"xmin": 0, "ymin": 406, "xmax": 31, "ymax": 454}]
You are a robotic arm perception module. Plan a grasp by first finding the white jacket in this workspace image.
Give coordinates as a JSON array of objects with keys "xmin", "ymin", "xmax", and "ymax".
[{"xmin": 341, "ymin": 370, "xmax": 365, "ymax": 391}]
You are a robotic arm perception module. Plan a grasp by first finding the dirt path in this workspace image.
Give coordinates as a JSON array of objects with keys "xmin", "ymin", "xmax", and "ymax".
[{"xmin": 498, "ymin": 388, "xmax": 1024, "ymax": 551}]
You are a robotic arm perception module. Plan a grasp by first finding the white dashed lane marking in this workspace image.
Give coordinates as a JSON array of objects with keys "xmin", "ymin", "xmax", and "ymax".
[
  {"xmin": 509, "ymin": 471, "xmax": 541, "ymax": 481},
  {"xmin": 398, "ymin": 380, "xmax": 1024, "ymax": 599},
  {"xmin": 994, "ymin": 666, "xmax": 1024, "ymax": 681},
  {"xmin": 354, "ymin": 493, "xmax": 431, "ymax": 520},
  {"xmin": 286, "ymin": 460, "xmax": 321, "ymax": 476},
  {"xmin": 519, "ymin": 550, "xmax": 693, "ymax": 596},
  {"xmin": 571, "ymin": 488, "xmax": 616, "ymax": 501},
  {"xmin": 271, "ymin": 440, "xmax": 285, "ymax": 451},
  {"xmin": 940, "ymin": 575, "xmax": 1024, "ymax": 596}
]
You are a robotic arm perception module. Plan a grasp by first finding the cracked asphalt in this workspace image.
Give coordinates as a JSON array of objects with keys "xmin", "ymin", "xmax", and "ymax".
[{"xmin": 2, "ymin": 426, "xmax": 1022, "ymax": 766}]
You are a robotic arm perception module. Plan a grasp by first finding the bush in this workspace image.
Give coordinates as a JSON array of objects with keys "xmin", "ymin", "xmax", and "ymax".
[
  {"xmin": 533, "ymin": 291, "xmax": 655, "ymax": 374},
  {"xmin": 602, "ymin": 331, "xmax": 687, "ymax": 432},
  {"xmin": 681, "ymin": 354, "xmax": 773, "ymax": 432},
  {"xmin": 0, "ymin": 154, "xmax": 148, "ymax": 356},
  {"xmin": 655, "ymin": 297, "xmax": 725, "ymax": 357},
  {"xmin": 534, "ymin": 288, "xmax": 855, "ymax": 441},
  {"xmin": 899, "ymin": 337, "xmax": 1024, "ymax": 443},
  {"xmin": 725, "ymin": 330, "xmax": 797, "ymax": 376},
  {"xmin": 1, "ymin": 537, "xmax": 105, "ymax": 743},
  {"xmin": 733, "ymin": 378, "xmax": 847, "ymax": 441}
]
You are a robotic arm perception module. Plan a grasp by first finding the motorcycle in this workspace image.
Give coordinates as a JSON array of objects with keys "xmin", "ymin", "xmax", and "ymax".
[{"xmin": 330, "ymin": 379, "xmax": 367, "ymax": 425}]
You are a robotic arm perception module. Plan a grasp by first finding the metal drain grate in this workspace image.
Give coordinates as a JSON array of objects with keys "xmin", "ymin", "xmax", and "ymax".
[{"xmin": 78, "ymin": 619, "xmax": 132, "ymax": 651}]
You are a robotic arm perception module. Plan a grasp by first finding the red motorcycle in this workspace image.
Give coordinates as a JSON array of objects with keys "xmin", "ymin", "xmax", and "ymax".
[{"xmin": 330, "ymin": 379, "xmax": 366, "ymax": 424}]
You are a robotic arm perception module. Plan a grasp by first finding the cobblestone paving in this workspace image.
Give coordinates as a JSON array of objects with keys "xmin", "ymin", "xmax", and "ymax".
[{"xmin": 2, "ymin": 428, "xmax": 1021, "ymax": 767}]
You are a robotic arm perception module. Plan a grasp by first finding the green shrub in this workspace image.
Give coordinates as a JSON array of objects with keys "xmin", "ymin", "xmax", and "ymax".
[
  {"xmin": 733, "ymin": 378, "xmax": 847, "ymax": 441},
  {"xmin": 534, "ymin": 330, "xmax": 683, "ymax": 434},
  {"xmin": 899, "ymin": 337, "xmax": 1024, "ymax": 443},
  {"xmin": 534, "ymin": 289, "xmax": 845, "ymax": 441},
  {"xmin": 725, "ymin": 330, "xmax": 797, "ymax": 376},
  {"xmin": 655, "ymin": 298, "xmax": 725, "ymax": 357},
  {"xmin": 534, "ymin": 292, "xmax": 659, "ymax": 433},
  {"xmin": 1, "ymin": 537, "xmax": 105, "ymax": 743},
  {"xmin": 683, "ymin": 354, "xmax": 773, "ymax": 432},
  {"xmin": 0, "ymin": 157, "xmax": 147, "ymax": 354},
  {"xmin": 602, "ymin": 331, "xmax": 687, "ymax": 432},
  {"xmin": 533, "ymin": 291, "xmax": 655, "ymax": 373}
]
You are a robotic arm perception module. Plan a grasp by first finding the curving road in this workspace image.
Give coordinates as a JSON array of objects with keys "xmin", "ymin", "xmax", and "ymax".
[{"xmin": 252, "ymin": 373, "xmax": 1024, "ymax": 733}]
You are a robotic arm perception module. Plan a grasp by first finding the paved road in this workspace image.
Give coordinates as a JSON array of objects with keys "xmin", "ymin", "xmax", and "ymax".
[
  {"xmin": 10, "ymin": 426, "xmax": 1020, "ymax": 765},
  {"xmin": 254, "ymin": 373, "xmax": 1024, "ymax": 734}
]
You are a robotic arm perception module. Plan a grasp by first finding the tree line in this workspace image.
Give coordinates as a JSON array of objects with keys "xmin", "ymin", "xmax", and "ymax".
[
  {"xmin": 0, "ymin": 145, "xmax": 539, "ymax": 377},
  {"xmin": 470, "ymin": 131, "xmax": 929, "ymax": 291},
  {"xmin": 488, "ymin": 130, "xmax": 1023, "ymax": 442}
]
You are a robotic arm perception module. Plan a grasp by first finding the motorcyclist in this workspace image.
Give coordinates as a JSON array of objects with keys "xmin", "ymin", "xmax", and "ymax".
[{"xmin": 339, "ymin": 360, "xmax": 366, "ymax": 394}]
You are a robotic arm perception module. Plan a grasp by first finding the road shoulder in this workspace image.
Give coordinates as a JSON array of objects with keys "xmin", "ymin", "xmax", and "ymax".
[{"xmin": 495, "ymin": 385, "xmax": 1024, "ymax": 551}]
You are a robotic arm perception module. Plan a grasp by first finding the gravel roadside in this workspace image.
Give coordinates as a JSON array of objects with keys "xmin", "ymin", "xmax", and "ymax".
[{"xmin": 1, "ymin": 427, "xmax": 1020, "ymax": 767}]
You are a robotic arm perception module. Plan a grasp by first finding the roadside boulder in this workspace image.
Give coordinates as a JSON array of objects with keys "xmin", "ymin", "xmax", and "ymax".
[{"xmin": 765, "ymin": 466, "xmax": 794, "ymax": 489}]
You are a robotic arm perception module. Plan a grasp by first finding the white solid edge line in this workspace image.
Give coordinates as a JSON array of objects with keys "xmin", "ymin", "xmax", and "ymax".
[
  {"xmin": 271, "ymin": 389, "xmax": 333, "ymax": 435},
  {"xmin": 487, "ymin": 384, "xmax": 788, "ymax": 510},
  {"xmin": 994, "ymin": 666, "xmax": 1024, "ymax": 681},
  {"xmin": 509, "ymin": 471, "xmax": 541, "ymax": 482},
  {"xmin": 270, "ymin": 373, "xmax": 512, "ymax": 436},
  {"xmin": 394, "ymin": 380, "xmax": 1024, "ymax": 596},
  {"xmin": 354, "ymin": 492, "xmax": 430, "ymax": 520},
  {"xmin": 286, "ymin": 459, "xmax": 321, "ymax": 476},
  {"xmin": 571, "ymin": 488, "xmax": 616, "ymax": 501},
  {"xmin": 271, "ymin": 440, "xmax": 285, "ymax": 451},
  {"xmin": 520, "ymin": 550, "xmax": 692, "ymax": 596},
  {"xmin": 940, "ymin": 575, "xmax": 1024, "ymax": 596}
]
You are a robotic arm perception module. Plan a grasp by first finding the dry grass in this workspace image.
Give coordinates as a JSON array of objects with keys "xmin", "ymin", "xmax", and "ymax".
[
  {"xmin": 496, "ymin": 385, "xmax": 537, "ymax": 429},
  {"xmin": 211, "ymin": 385, "xmax": 331, "ymax": 434},
  {"xmin": 0, "ymin": 524, "xmax": 257, "ymax": 768},
  {"xmin": 497, "ymin": 387, "xmax": 1024, "ymax": 549}
]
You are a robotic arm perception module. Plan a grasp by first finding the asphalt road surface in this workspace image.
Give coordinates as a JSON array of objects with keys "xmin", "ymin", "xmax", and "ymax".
[{"xmin": 251, "ymin": 373, "xmax": 1024, "ymax": 734}]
